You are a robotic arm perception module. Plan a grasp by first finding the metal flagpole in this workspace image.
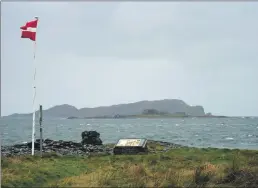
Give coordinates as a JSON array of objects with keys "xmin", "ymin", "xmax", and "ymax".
[
  {"xmin": 39, "ymin": 105, "xmax": 43, "ymax": 157},
  {"xmin": 31, "ymin": 16, "xmax": 39, "ymax": 156}
]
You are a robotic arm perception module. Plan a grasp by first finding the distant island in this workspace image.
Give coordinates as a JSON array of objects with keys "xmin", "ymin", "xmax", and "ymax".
[
  {"xmin": 67, "ymin": 110, "xmax": 227, "ymax": 119},
  {"xmin": 67, "ymin": 109, "xmax": 227, "ymax": 119},
  {"xmin": 7, "ymin": 99, "xmax": 227, "ymax": 118}
]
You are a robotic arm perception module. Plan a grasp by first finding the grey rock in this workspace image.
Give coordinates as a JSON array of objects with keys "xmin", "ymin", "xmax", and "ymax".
[{"xmin": 27, "ymin": 142, "xmax": 40, "ymax": 149}]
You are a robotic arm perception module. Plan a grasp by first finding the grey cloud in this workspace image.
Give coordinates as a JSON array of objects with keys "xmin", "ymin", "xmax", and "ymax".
[{"xmin": 2, "ymin": 2, "xmax": 258, "ymax": 116}]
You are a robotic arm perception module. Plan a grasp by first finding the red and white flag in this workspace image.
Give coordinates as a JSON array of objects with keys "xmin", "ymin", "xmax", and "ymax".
[{"xmin": 20, "ymin": 19, "xmax": 38, "ymax": 41}]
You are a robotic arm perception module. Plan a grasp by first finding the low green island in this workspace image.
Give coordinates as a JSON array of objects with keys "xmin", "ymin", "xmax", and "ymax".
[{"xmin": 2, "ymin": 142, "xmax": 257, "ymax": 187}]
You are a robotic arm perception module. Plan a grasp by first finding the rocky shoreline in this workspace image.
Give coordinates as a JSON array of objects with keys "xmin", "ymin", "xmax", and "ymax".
[
  {"xmin": 1, "ymin": 130, "xmax": 186, "ymax": 157},
  {"xmin": 1, "ymin": 139, "xmax": 185, "ymax": 157}
]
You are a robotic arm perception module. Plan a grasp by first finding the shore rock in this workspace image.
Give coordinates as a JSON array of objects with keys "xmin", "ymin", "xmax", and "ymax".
[{"xmin": 1, "ymin": 139, "xmax": 113, "ymax": 157}]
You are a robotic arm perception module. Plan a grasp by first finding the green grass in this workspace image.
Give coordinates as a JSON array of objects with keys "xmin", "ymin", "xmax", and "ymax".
[
  {"xmin": 129, "ymin": 114, "xmax": 189, "ymax": 118},
  {"xmin": 2, "ymin": 144, "xmax": 258, "ymax": 188}
]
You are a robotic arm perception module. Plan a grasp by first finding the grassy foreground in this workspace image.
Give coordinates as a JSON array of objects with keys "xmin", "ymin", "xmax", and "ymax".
[{"xmin": 1, "ymin": 143, "xmax": 258, "ymax": 188}]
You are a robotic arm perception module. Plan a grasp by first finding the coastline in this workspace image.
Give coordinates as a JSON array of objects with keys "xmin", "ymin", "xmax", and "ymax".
[
  {"xmin": 1, "ymin": 139, "xmax": 187, "ymax": 157},
  {"xmin": 2, "ymin": 138, "xmax": 257, "ymax": 158}
]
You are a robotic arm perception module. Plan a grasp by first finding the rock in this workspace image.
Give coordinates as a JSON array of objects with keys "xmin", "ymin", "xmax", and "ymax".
[
  {"xmin": 36, "ymin": 139, "xmax": 44, "ymax": 143},
  {"xmin": 44, "ymin": 139, "xmax": 54, "ymax": 144},
  {"xmin": 81, "ymin": 131, "xmax": 102, "ymax": 145},
  {"xmin": 13, "ymin": 143, "xmax": 27, "ymax": 148},
  {"xmin": 27, "ymin": 142, "xmax": 40, "ymax": 149}
]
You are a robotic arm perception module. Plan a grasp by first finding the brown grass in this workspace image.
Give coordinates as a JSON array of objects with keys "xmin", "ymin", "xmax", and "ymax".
[{"xmin": 2, "ymin": 146, "xmax": 258, "ymax": 187}]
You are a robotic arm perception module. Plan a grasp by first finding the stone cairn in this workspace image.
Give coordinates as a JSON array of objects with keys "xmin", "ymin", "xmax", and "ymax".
[{"xmin": 81, "ymin": 131, "xmax": 102, "ymax": 145}]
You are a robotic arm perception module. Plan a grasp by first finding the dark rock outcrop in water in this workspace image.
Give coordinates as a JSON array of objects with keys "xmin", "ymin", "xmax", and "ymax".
[
  {"xmin": 81, "ymin": 131, "xmax": 102, "ymax": 145},
  {"xmin": 7, "ymin": 99, "xmax": 205, "ymax": 118}
]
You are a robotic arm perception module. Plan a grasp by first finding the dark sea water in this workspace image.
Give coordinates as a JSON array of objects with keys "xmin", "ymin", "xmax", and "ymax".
[{"xmin": 0, "ymin": 117, "xmax": 258, "ymax": 150}]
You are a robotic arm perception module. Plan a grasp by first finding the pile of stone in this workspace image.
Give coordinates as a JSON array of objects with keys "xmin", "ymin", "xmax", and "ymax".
[
  {"xmin": 81, "ymin": 130, "xmax": 102, "ymax": 145},
  {"xmin": 1, "ymin": 131, "xmax": 112, "ymax": 157}
]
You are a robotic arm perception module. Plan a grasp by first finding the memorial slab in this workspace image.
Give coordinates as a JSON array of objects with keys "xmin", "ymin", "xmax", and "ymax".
[{"xmin": 113, "ymin": 138, "xmax": 148, "ymax": 155}]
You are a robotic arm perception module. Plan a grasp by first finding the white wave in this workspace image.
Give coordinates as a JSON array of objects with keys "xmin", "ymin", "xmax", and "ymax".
[{"xmin": 225, "ymin": 137, "xmax": 234, "ymax": 140}]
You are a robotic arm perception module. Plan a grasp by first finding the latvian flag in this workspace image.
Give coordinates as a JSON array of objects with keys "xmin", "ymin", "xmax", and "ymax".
[{"xmin": 20, "ymin": 18, "xmax": 38, "ymax": 41}]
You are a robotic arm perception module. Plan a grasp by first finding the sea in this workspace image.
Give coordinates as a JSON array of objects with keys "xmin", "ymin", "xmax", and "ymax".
[{"xmin": 0, "ymin": 116, "xmax": 258, "ymax": 150}]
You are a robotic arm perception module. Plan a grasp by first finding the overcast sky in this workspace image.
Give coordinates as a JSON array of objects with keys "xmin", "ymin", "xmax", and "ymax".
[{"xmin": 2, "ymin": 2, "xmax": 258, "ymax": 116}]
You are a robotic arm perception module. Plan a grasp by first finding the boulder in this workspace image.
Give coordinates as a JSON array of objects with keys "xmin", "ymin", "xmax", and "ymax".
[
  {"xmin": 27, "ymin": 142, "xmax": 40, "ymax": 149},
  {"xmin": 81, "ymin": 130, "xmax": 102, "ymax": 145}
]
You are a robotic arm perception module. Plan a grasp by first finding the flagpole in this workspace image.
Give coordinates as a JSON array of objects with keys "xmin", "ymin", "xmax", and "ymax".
[{"xmin": 31, "ymin": 16, "xmax": 39, "ymax": 156}]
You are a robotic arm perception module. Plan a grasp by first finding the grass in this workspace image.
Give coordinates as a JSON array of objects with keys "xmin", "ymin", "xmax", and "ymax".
[
  {"xmin": 1, "ymin": 143, "xmax": 258, "ymax": 188},
  {"xmin": 129, "ymin": 114, "xmax": 189, "ymax": 118}
]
